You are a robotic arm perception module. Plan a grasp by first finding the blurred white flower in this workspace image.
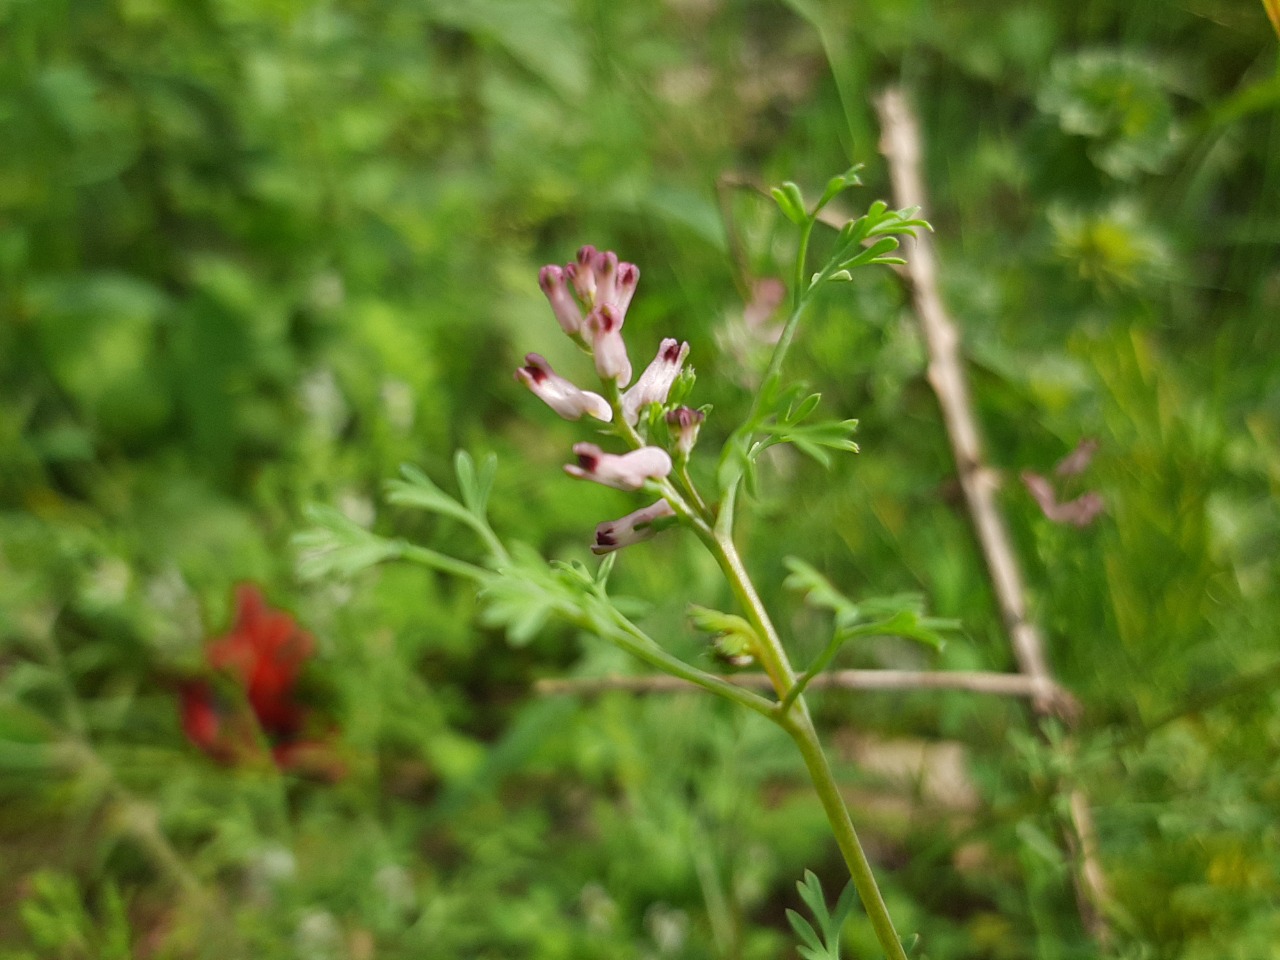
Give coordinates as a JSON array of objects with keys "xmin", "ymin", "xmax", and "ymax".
[
  {"xmin": 644, "ymin": 902, "xmax": 689, "ymax": 955},
  {"xmin": 299, "ymin": 368, "xmax": 347, "ymax": 439},
  {"xmin": 294, "ymin": 909, "xmax": 342, "ymax": 960},
  {"xmin": 380, "ymin": 379, "xmax": 415, "ymax": 432},
  {"xmin": 374, "ymin": 864, "xmax": 415, "ymax": 915}
]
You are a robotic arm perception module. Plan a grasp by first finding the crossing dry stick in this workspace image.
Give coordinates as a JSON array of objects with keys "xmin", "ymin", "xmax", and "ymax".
[{"xmin": 535, "ymin": 668, "xmax": 1076, "ymax": 708}]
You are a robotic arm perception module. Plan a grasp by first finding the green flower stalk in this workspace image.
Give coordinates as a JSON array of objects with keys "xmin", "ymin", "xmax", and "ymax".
[{"xmin": 516, "ymin": 180, "xmax": 928, "ymax": 958}]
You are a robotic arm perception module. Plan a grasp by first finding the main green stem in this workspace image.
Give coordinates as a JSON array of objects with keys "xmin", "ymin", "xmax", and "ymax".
[
  {"xmin": 780, "ymin": 709, "xmax": 907, "ymax": 960},
  {"xmin": 728, "ymin": 216, "xmax": 910, "ymax": 957},
  {"xmin": 705, "ymin": 531, "xmax": 908, "ymax": 960}
]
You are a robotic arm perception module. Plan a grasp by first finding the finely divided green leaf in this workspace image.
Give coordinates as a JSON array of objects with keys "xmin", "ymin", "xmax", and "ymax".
[
  {"xmin": 294, "ymin": 505, "xmax": 402, "ymax": 580},
  {"xmin": 455, "ymin": 450, "xmax": 498, "ymax": 519},
  {"xmin": 784, "ymin": 557, "xmax": 861, "ymax": 625},
  {"xmin": 386, "ymin": 464, "xmax": 474, "ymax": 528},
  {"xmin": 771, "ymin": 181, "xmax": 809, "ymax": 225},
  {"xmin": 817, "ymin": 164, "xmax": 864, "ymax": 210}
]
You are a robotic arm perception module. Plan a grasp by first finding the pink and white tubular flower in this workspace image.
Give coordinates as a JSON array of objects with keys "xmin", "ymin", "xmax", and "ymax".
[
  {"xmin": 666, "ymin": 406, "xmax": 705, "ymax": 458},
  {"xmin": 591, "ymin": 499, "xmax": 676, "ymax": 555},
  {"xmin": 538, "ymin": 266, "xmax": 583, "ymax": 336},
  {"xmin": 621, "ymin": 338, "xmax": 689, "ymax": 425},
  {"xmin": 586, "ymin": 305, "xmax": 632, "ymax": 386},
  {"xmin": 515, "ymin": 354, "xmax": 612, "ymax": 422},
  {"xmin": 564, "ymin": 442, "xmax": 672, "ymax": 491}
]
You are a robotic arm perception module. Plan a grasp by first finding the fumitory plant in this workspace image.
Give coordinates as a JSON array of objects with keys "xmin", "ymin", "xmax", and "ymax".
[{"xmin": 298, "ymin": 168, "xmax": 946, "ymax": 959}]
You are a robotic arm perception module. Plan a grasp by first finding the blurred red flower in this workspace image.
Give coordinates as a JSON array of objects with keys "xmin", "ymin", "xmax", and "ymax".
[{"xmin": 180, "ymin": 585, "xmax": 342, "ymax": 778}]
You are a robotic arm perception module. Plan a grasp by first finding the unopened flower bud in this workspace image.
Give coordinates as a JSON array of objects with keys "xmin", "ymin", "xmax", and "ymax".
[
  {"xmin": 622, "ymin": 339, "xmax": 689, "ymax": 425},
  {"xmin": 538, "ymin": 265, "xmax": 584, "ymax": 336},
  {"xmin": 567, "ymin": 245, "xmax": 598, "ymax": 304},
  {"xmin": 564, "ymin": 443, "xmax": 672, "ymax": 491},
  {"xmin": 614, "ymin": 262, "xmax": 640, "ymax": 316},
  {"xmin": 591, "ymin": 499, "xmax": 676, "ymax": 555},
  {"xmin": 666, "ymin": 406, "xmax": 704, "ymax": 458},
  {"xmin": 586, "ymin": 305, "xmax": 632, "ymax": 386},
  {"xmin": 592, "ymin": 250, "xmax": 619, "ymax": 308},
  {"xmin": 515, "ymin": 354, "xmax": 612, "ymax": 422}
]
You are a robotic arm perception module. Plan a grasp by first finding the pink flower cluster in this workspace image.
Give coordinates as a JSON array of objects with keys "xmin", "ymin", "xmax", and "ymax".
[{"xmin": 515, "ymin": 246, "xmax": 703, "ymax": 555}]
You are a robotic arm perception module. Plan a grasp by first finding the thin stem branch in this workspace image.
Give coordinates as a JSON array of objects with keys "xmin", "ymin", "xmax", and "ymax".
[
  {"xmin": 676, "ymin": 461, "xmax": 712, "ymax": 520},
  {"xmin": 875, "ymin": 84, "xmax": 1113, "ymax": 947},
  {"xmin": 577, "ymin": 601, "xmax": 776, "ymax": 719},
  {"xmin": 750, "ymin": 298, "xmax": 810, "ymax": 426},
  {"xmin": 397, "ymin": 543, "xmax": 492, "ymax": 582},
  {"xmin": 779, "ymin": 630, "xmax": 848, "ymax": 714},
  {"xmin": 792, "ymin": 218, "xmax": 815, "ymax": 313}
]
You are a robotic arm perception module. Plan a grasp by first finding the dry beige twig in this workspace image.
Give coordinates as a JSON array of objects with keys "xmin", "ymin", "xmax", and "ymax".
[
  {"xmin": 535, "ymin": 668, "xmax": 1078, "ymax": 710},
  {"xmin": 875, "ymin": 85, "xmax": 1113, "ymax": 947}
]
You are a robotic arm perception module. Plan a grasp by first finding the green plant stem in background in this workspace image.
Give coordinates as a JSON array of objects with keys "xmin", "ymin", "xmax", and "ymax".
[
  {"xmin": 755, "ymin": 211, "xmax": 817, "ymax": 407},
  {"xmin": 748, "ymin": 297, "xmax": 812, "ymax": 433}
]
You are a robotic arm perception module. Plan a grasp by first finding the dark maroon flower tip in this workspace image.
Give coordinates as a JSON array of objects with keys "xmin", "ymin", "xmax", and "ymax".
[
  {"xmin": 518, "ymin": 355, "xmax": 549, "ymax": 384},
  {"xmin": 595, "ymin": 305, "xmax": 621, "ymax": 332}
]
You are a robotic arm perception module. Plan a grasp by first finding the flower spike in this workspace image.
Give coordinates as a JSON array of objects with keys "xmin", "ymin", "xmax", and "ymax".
[
  {"xmin": 564, "ymin": 443, "xmax": 672, "ymax": 490},
  {"xmin": 515, "ymin": 354, "xmax": 613, "ymax": 422},
  {"xmin": 592, "ymin": 499, "xmax": 676, "ymax": 555},
  {"xmin": 622, "ymin": 338, "xmax": 689, "ymax": 425}
]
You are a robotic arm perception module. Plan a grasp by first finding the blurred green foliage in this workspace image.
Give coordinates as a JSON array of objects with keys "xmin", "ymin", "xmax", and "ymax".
[{"xmin": 2, "ymin": 0, "xmax": 1278, "ymax": 957}]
